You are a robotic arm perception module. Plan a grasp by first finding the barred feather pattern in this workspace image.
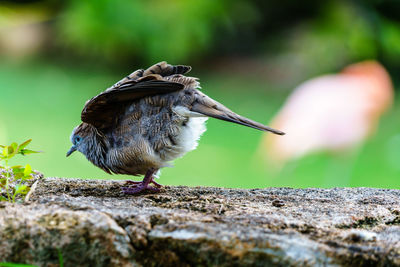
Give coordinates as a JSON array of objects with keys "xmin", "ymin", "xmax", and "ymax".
[
  {"xmin": 101, "ymin": 76, "xmax": 207, "ymax": 175},
  {"xmin": 70, "ymin": 61, "xmax": 282, "ymax": 177}
]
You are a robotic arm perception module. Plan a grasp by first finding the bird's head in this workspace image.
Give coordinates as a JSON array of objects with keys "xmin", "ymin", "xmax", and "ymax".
[{"xmin": 66, "ymin": 123, "xmax": 93, "ymax": 157}]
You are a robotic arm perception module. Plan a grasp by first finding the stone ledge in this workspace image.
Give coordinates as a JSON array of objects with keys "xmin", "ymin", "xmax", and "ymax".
[{"xmin": 0, "ymin": 178, "xmax": 399, "ymax": 266}]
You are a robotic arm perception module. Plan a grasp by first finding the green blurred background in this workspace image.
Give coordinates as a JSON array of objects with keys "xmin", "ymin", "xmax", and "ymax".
[{"xmin": 0, "ymin": 0, "xmax": 399, "ymax": 188}]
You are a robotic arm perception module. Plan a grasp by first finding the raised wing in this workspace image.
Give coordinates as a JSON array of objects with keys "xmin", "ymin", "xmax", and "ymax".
[{"xmin": 81, "ymin": 62, "xmax": 190, "ymax": 129}]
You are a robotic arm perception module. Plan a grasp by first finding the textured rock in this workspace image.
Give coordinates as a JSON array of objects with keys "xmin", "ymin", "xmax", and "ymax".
[{"xmin": 0, "ymin": 178, "xmax": 399, "ymax": 266}]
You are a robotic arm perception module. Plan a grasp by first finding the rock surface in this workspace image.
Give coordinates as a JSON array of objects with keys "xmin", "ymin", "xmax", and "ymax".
[{"xmin": 0, "ymin": 178, "xmax": 399, "ymax": 266}]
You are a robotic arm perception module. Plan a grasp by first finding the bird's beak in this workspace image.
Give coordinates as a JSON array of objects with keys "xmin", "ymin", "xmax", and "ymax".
[{"xmin": 66, "ymin": 146, "xmax": 77, "ymax": 157}]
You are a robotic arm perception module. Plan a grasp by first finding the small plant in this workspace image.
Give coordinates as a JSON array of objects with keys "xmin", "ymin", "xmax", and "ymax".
[{"xmin": 0, "ymin": 139, "xmax": 42, "ymax": 202}]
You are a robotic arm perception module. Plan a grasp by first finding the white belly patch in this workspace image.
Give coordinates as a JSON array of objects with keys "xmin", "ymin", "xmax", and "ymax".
[
  {"xmin": 161, "ymin": 106, "xmax": 208, "ymax": 162},
  {"xmin": 177, "ymin": 116, "xmax": 208, "ymax": 154}
]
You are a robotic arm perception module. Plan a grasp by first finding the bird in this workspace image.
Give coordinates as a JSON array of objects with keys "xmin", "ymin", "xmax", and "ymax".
[
  {"xmin": 67, "ymin": 62, "xmax": 285, "ymax": 194},
  {"xmin": 261, "ymin": 61, "xmax": 393, "ymax": 166}
]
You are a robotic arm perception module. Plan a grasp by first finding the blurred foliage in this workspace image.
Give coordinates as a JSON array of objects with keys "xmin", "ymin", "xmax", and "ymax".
[
  {"xmin": 261, "ymin": 1, "xmax": 379, "ymax": 81},
  {"xmin": 241, "ymin": 0, "xmax": 400, "ymax": 85},
  {"xmin": 57, "ymin": 0, "xmax": 256, "ymax": 63},
  {"xmin": 56, "ymin": 1, "xmax": 399, "ymax": 69},
  {"xmin": 380, "ymin": 19, "xmax": 400, "ymax": 64},
  {"xmin": 1, "ymin": 0, "xmax": 400, "ymax": 73}
]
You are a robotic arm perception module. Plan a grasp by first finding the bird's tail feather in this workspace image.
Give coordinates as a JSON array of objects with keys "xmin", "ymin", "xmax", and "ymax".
[
  {"xmin": 143, "ymin": 62, "xmax": 191, "ymax": 77},
  {"xmin": 190, "ymin": 96, "xmax": 285, "ymax": 135}
]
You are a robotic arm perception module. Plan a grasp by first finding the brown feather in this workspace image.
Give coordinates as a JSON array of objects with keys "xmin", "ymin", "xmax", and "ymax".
[
  {"xmin": 191, "ymin": 93, "xmax": 285, "ymax": 135},
  {"xmin": 81, "ymin": 62, "xmax": 191, "ymax": 129},
  {"xmin": 81, "ymin": 79, "xmax": 184, "ymax": 129},
  {"xmin": 165, "ymin": 75, "xmax": 199, "ymax": 89}
]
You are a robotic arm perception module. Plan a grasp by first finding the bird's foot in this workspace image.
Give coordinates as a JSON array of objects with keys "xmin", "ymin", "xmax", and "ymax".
[
  {"xmin": 125, "ymin": 178, "xmax": 162, "ymax": 188},
  {"xmin": 123, "ymin": 177, "xmax": 162, "ymax": 194},
  {"xmin": 123, "ymin": 169, "xmax": 161, "ymax": 195},
  {"xmin": 122, "ymin": 183, "xmax": 160, "ymax": 195}
]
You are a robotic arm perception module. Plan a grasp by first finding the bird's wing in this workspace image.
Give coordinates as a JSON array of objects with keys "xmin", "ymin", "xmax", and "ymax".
[
  {"xmin": 110, "ymin": 61, "xmax": 191, "ymax": 88},
  {"xmin": 81, "ymin": 62, "xmax": 190, "ymax": 129},
  {"xmin": 190, "ymin": 92, "xmax": 285, "ymax": 135}
]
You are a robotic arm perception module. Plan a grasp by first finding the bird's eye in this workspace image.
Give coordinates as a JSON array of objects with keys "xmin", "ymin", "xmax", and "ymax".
[{"xmin": 74, "ymin": 135, "xmax": 82, "ymax": 144}]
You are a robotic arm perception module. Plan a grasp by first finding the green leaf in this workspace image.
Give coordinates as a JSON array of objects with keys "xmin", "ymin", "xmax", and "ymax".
[
  {"xmin": 14, "ymin": 172, "xmax": 24, "ymax": 179},
  {"xmin": 19, "ymin": 149, "xmax": 40, "ymax": 156},
  {"xmin": 11, "ymin": 165, "xmax": 23, "ymax": 170},
  {"xmin": 10, "ymin": 143, "xmax": 18, "ymax": 152},
  {"xmin": 2, "ymin": 146, "xmax": 8, "ymax": 157},
  {"xmin": 24, "ymin": 164, "xmax": 32, "ymax": 177},
  {"xmin": 18, "ymin": 139, "xmax": 32, "ymax": 152},
  {"xmin": 13, "ymin": 169, "xmax": 24, "ymax": 175},
  {"xmin": 0, "ymin": 196, "xmax": 8, "ymax": 202},
  {"xmin": 14, "ymin": 185, "xmax": 29, "ymax": 195},
  {"xmin": 7, "ymin": 143, "xmax": 18, "ymax": 158}
]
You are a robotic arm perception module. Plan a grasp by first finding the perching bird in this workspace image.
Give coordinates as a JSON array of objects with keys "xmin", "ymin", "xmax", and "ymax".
[
  {"xmin": 261, "ymin": 61, "xmax": 393, "ymax": 165},
  {"xmin": 67, "ymin": 62, "xmax": 285, "ymax": 194}
]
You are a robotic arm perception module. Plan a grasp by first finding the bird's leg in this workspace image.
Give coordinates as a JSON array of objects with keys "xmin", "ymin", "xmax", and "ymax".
[
  {"xmin": 125, "ymin": 179, "xmax": 162, "ymax": 187},
  {"xmin": 122, "ymin": 168, "xmax": 161, "ymax": 194},
  {"xmin": 125, "ymin": 170, "xmax": 162, "ymax": 188}
]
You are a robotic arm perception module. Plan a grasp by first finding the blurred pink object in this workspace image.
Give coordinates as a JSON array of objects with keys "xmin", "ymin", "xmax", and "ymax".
[{"xmin": 262, "ymin": 61, "xmax": 393, "ymax": 165}]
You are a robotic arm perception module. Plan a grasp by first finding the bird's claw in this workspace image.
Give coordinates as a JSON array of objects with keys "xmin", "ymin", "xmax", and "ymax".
[
  {"xmin": 125, "ymin": 179, "xmax": 162, "ymax": 188},
  {"xmin": 122, "ymin": 183, "xmax": 161, "ymax": 195}
]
